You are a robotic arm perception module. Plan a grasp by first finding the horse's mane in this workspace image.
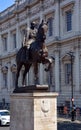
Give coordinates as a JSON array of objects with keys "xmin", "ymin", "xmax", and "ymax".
[{"xmin": 36, "ymin": 22, "xmax": 46, "ymax": 42}]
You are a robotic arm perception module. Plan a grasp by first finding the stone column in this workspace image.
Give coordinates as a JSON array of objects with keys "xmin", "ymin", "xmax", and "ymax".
[
  {"xmin": 7, "ymin": 62, "xmax": 11, "ymax": 91},
  {"xmin": 26, "ymin": 7, "xmax": 30, "ymax": 27},
  {"xmin": 28, "ymin": 68, "xmax": 34, "ymax": 85},
  {"xmin": 54, "ymin": 1, "xmax": 60, "ymax": 37},
  {"xmin": 40, "ymin": 0, "xmax": 44, "ymax": 20},
  {"xmin": 16, "ymin": 24, "xmax": 21, "ymax": 49},
  {"xmin": 39, "ymin": 64, "xmax": 44, "ymax": 84},
  {"xmin": 55, "ymin": 50, "xmax": 60, "ymax": 92},
  {"xmin": 74, "ymin": 0, "xmax": 79, "ymax": 32},
  {"xmin": 18, "ymin": 71, "xmax": 22, "ymax": 86},
  {"xmin": 8, "ymin": 31, "xmax": 11, "ymax": 52},
  {"xmin": 74, "ymin": 47, "xmax": 80, "ymax": 91},
  {"xmin": 0, "ymin": 65, "xmax": 2, "ymax": 91},
  {"xmin": 0, "ymin": 34, "xmax": 2, "ymax": 55}
]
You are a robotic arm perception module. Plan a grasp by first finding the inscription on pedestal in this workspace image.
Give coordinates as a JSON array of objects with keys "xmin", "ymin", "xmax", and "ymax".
[{"xmin": 41, "ymin": 99, "xmax": 50, "ymax": 116}]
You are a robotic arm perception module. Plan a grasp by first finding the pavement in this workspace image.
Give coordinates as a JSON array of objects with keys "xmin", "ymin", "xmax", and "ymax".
[
  {"xmin": 58, "ymin": 117, "xmax": 81, "ymax": 130},
  {"xmin": 0, "ymin": 117, "xmax": 81, "ymax": 130}
]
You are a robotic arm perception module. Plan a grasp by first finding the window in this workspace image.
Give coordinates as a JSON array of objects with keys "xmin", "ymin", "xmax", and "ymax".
[
  {"xmin": 3, "ymin": 37, "xmax": 7, "ymax": 51},
  {"xmin": 66, "ymin": 10, "xmax": 72, "ymax": 31},
  {"xmin": 65, "ymin": 63, "xmax": 71, "ymax": 84},
  {"xmin": 48, "ymin": 17, "xmax": 53, "ymax": 36},
  {"xmin": 13, "ymin": 33, "xmax": 16, "ymax": 48},
  {"xmin": 3, "ymin": 73, "xmax": 7, "ymax": 88}
]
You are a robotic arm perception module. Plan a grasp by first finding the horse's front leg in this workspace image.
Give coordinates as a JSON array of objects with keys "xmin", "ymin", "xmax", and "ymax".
[
  {"xmin": 15, "ymin": 63, "xmax": 22, "ymax": 88},
  {"xmin": 44, "ymin": 58, "xmax": 53, "ymax": 71},
  {"xmin": 22, "ymin": 63, "xmax": 31, "ymax": 86},
  {"xmin": 34, "ymin": 62, "xmax": 38, "ymax": 84}
]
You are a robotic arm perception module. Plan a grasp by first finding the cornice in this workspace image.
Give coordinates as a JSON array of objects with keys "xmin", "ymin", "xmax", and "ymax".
[
  {"xmin": 0, "ymin": 1, "xmax": 40, "ymax": 24},
  {"xmin": 60, "ymin": 34, "xmax": 81, "ymax": 44},
  {"xmin": 0, "ymin": 13, "xmax": 15, "ymax": 24},
  {"xmin": 47, "ymin": 40, "xmax": 60, "ymax": 48},
  {"xmin": 46, "ymin": 33, "xmax": 81, "ymax": 48},
  {"xmin": 0, "ymin": 0, "xmax": 55, "ymax": 24},
  {"xmin": 0, "ymin": 50, "xmax": 17, "ymax": 60},
  {"xmin": 29, "ymin": 0, "xmax": 41, "ymax": 7},
  {"xmin": 61, "ymin": 0, "xmax": 75, "ymax": 9}
]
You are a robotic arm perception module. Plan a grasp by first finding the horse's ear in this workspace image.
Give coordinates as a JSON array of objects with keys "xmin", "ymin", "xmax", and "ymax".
[
  {"xmin": 46, "ymin": 21, "xmax": 48, "ymax": 25},
  {"xmin": 41, "ymin": 19, "xmax": 48, "ymax": 25}
]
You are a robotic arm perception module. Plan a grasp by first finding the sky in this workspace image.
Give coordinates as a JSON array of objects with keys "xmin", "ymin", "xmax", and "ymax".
[{"xmin": 0, "ymin": 0, "xmax": 15, "ymax": 12}]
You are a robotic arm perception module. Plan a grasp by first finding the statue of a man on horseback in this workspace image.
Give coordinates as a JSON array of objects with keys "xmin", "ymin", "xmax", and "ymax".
[
  {"xmin": 15, "ymin": 20, "xmax": 53, "ymax": 88},
  {"xmin": 22, "ymin": 21, "xmax": 37, "ymax": 61}
]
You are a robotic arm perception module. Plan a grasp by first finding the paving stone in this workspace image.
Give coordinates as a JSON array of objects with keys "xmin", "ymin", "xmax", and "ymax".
[{"xmin": 58, "ymin": 117, "xmax": 81, "ymax": 130}]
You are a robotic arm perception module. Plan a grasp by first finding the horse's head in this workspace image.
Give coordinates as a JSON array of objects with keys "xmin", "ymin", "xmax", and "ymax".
[
  {"xmin": 36, "ymin": 20, "xmax": 48, "ymax": 42},
  {"xmin": 40, "ymin": 20, "xmax": 48, "ymax": 34}
]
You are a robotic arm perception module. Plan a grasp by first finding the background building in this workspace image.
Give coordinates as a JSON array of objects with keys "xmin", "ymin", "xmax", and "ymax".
[{"xmin": 0, "ymin": 0, "xmax": 81, "ymax": 109}]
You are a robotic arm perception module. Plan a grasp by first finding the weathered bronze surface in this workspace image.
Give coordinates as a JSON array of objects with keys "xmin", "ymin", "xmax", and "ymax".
[
  {"xmin": 15, "ymin": 20, "xmax": 53, "ymax": 89},
  {"xmin": 13, "ymin": 85, "xmax": 49, "ymax": 93}
]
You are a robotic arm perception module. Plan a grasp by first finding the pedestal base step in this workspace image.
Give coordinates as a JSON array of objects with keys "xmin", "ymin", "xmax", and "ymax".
[{"xmin": 13, "ymin": 85, "xmax": 49, "ymax": 93}]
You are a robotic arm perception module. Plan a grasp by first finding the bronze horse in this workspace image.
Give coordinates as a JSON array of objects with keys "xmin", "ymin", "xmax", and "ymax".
[{"xmin": 15, "ymin": 20, "xmax": 53, "ymax": 87}]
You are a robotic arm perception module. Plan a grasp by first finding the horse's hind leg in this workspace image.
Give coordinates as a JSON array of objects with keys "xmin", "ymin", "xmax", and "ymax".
[
  {"xmin": 15, "ymin": 63, "xmax": 22, "ymax": 88},
  {"xmin": 34, "ymin": 62, "xmax": 38, "ymax": 84},
  {"xmin": 22, "ymin": 63, "xmax": 31, "ymax": 86},
  {"xmin": 43, "ymin": 58, "xmax": 53, "ymax": 71}
]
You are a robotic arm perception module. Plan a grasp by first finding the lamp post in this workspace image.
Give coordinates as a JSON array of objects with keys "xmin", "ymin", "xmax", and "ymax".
[{"xmin": 67, "ymin": 51, "xmax": 75, "ymax": 121}]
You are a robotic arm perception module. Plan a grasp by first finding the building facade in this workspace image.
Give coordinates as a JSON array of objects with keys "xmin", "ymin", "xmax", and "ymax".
[{"xmin": 0, "ymin": 0, "xmax": 81, "ymax": 108}]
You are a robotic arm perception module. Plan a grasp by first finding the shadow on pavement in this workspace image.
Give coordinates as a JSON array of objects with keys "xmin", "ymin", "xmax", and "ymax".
[{"xmin": 58, "ymin": 120, "xmax": 81, "ymax": 130}]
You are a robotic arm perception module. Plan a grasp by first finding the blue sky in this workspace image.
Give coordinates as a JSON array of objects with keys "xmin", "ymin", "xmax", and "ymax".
[{"xmin": 0, "ymin": 0, "xmax": 15, "ymax": 12}]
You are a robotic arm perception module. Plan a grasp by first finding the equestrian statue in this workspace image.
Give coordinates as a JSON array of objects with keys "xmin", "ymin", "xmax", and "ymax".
[{"xmin": 15, "ymin": 20, "xmax": 53, "ymax": 88}]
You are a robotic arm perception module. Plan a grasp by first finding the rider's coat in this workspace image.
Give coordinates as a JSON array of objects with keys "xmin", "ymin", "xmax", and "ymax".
[{"xmin": 23, "ymin": 27, "xmax": 37, "ymax": 48}]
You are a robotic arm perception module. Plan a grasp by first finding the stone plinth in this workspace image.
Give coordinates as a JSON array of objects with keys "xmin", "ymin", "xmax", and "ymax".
[{"xmin": 10, "ymin": 92, "xmax": 58, "ymax": 130}]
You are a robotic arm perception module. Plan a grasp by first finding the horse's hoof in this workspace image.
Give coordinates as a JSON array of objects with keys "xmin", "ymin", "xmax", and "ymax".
[
  {"xmin": 23, "ymin": 85, "xmax": 26, "ymax": 87},
  {"xmin": 15, "ymin": 85, "xmax": 18, "ymax": 89}
]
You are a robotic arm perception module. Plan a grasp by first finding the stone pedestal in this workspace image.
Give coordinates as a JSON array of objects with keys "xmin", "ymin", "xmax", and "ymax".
[{"xmin": 10, "ymin": 92, "xmax": 58, "ymax": 130}]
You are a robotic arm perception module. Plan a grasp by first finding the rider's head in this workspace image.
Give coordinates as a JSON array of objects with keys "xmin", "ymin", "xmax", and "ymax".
[{"xmin": 30, "ymin": 21, "xmax": 36, "ymax": 29}]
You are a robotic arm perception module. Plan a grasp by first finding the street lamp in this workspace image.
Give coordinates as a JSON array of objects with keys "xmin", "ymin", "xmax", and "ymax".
[{"xmin": 67, "ymin": 51, "xmax": 75, "ymax": 121}]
